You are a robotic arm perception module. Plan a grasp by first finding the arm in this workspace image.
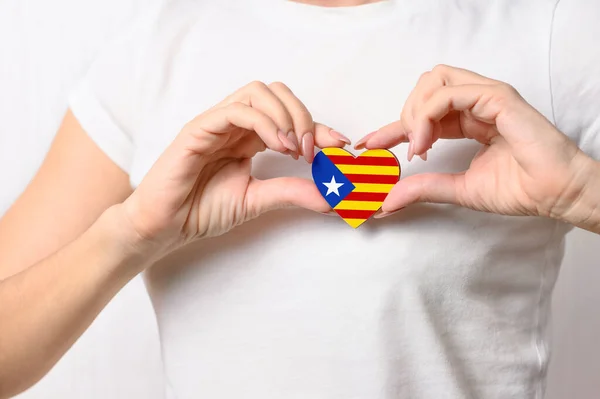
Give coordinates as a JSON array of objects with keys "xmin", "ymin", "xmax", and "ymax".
[
  {"xmin": 559, "ymin": 157, "xmax": 600, "ymax": 234},
  {"xmin": 0, "ymin": 206, "xmax": 147, "ymax": 399},
  {"xmin": 548, "ymin": 0, "xmax": 600, "ymax": 233},
  {"xmin": 0, "ymin": 82, "xmax": 345, "ymax": 397},
  {"xmin": 0, "ymin": 5, "xmax": 166, "ymax": 391},
  {"xmin": 0, "ymin": 111, "xmax": 138, "ymax": 398}
]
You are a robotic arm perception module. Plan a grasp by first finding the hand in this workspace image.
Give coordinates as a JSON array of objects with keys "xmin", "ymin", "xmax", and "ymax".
[
  {"xmin": 119, "ymin": 81, "xmax": 350, "ymax": 251},
  {"xmin": 355, "ymin": 65, "xmax": 598, "ymax": 224}
]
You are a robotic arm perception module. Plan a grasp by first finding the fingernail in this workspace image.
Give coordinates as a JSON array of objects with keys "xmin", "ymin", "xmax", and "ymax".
[
  {"xmin": 302, "ymin": 133, "xmax": 315, "ymax": 163},
  {"xmin": 321, "ymin": 210, "xmax": 337, "ymax": 216},
  {"xmin": 355, "ymin": 130, "xmax": 377, "ymax": 150},
  {"xmin": 374, "ymin": 209, "xmax": 402, "ymax": 219},
  {"xmin": 278, "ymin": 130, "xmax": 297, "ymax": 152},
  {"xmin": 287, "ymin": 131, "xmax": 299, "ymax": 151},
  {"xmin": 329, "ymin": 130, "xmax": 351, "ymax": 145},
  {"xmin": 419, "ymin": 151, "xmax": 428, "ymax": 161},
  {"xmin": 407, "ymin": 139, "xmax": 415, "ymax": 162},
  {"xmin": 283, "ymin": 148, "xmax": 299, "ymax": 160}
]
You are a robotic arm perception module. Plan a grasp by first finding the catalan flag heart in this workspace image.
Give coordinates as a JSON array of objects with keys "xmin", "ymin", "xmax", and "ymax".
[{"xmin": 312, "ymin": 148, "xmax": 401, "ymax": 228}]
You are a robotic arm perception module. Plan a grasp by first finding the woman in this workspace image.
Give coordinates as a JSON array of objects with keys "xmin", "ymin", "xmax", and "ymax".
[{"xmin": 1, "ymin": 0, "xmax": 599, "ymax": 398}]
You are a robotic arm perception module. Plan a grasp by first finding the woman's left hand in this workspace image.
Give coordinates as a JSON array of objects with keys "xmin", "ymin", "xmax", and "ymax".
[{"xmin": 355, "ymin": 65, "xmax": 599, "ymax": 224}]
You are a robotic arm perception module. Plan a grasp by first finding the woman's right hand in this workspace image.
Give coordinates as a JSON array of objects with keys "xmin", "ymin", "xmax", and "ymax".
[{"xmin": 120, "ymin": 81, "xmax": 350, "ymax": 253}]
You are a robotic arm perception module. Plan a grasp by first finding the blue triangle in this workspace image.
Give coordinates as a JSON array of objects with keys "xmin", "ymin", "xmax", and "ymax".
[{"xmin": 312, "ymin": 151, "xmax": 355, "ymax": 209}]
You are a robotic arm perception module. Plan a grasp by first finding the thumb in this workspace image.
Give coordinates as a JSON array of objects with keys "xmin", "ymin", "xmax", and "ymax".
[
  {"xmin": 246, "ymin": 177, "xmax": 331, "ymax": 215},
  {"xmin": 380, "ymin": 173, "xmax": 465, "ymax": 213}
]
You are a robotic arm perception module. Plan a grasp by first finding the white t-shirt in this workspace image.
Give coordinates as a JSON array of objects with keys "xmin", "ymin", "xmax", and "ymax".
[{"xmin": 69, "ymin": 0, "xmax": 600, "ymax": 398}]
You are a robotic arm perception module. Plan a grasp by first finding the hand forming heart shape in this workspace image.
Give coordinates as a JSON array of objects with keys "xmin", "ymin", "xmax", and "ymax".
[{"xmin": 312, "ymin": 148, "xmax": 401, "ymax": 228}]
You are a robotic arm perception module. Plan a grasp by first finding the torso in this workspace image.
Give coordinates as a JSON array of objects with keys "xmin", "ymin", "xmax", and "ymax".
[{"xmin": 124, "ymin": 1, "xmax": 567, "ymax": 397}]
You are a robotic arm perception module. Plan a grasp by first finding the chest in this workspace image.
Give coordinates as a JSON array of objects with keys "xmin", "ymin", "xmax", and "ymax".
[
  {"xmin": 129, "ymin": 1, "xmax": 555, "ymax": 186},
  {"xmin": 141, "ymin": 2, "xmax": 565, "ymax": 343}
]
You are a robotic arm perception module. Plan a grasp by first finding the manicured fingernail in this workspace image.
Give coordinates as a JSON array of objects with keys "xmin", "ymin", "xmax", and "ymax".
[
  {"xmin": 355, "ymin": 130, "xmax": 377, "ymax": 150},
  {"xmin": 329, "ymin": 130, "xmax": 351, "ymax": 145},
  {"xmin": 302, "ymin": 133, "xmax": 315, "ymax": 163},
  {"xmin": 321, "ymin": 210, "xmax": 337, "ymax": 216},
  {"xmin": 287, "ymin": 131, "xmax": 299, "ymax": 151},
  {"xmin": 407, "ymin": 139, "xmax": 415, "ymax": 162},
  {"xmin": 284, "ymin": 149, "xmax": 298, "ymax": 160},
  {"xmin": 278, "ymin": 130, "xmax": 297, "ymax": 152},
  {"xmin": 374, "ymin": 209, "xmax": 401, "ymax": 219},
  {"xmin": 283, "ymin": 149, "xmax": 300, "ymax": 160},
  {"xmin": 419, "ymin": 151, "xmax": 428, "ymax": 161}
]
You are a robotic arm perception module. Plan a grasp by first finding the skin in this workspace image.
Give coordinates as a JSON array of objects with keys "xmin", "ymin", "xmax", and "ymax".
[
  {"xmin": 0, "ymin": 81, "xmax": 348, "ymax": 398},
  {"xmin": 0, "ymin": 2, "xmax": 598, "ymax": 396},
  {"xmin": 356, "ymin": 65, "xmax": 600, "ymax": 234}
]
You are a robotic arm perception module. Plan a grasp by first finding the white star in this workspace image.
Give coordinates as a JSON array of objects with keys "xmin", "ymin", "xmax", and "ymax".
[{"xmin": 322, "ymin": 175, "xmax": 344, "ymax": 196}]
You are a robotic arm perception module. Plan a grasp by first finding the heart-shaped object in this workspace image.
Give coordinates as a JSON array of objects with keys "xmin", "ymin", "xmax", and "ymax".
[{"xmin": 312, "ymin": 148, "xmax": 401, "ymax": 228}]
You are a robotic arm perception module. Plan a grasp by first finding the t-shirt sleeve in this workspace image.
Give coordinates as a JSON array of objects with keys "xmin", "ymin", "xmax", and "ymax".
[
  {"xmin": 550, "ymin": 0, "xmax": 600, "ymax": 161},
  {"xmin": 68, "ymin": 2, "xmax": 165, "ymax": 174}
]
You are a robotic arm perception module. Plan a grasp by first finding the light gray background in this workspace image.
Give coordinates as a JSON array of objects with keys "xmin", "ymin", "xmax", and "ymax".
[{"xmin": 1, "ymin": 1, "xmax": 598, "ymax": 398}]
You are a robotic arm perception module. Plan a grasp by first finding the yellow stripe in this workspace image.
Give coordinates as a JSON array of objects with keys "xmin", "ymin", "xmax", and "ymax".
[
  {"xmin": 353, "ymin": 183, "xmax": 396, "ymax": 193},
  {"xmin": 334, "ymin": 200, "xmax": 383, "ymax": 211},
  {"xmin": 322, "ymin": 148, "xmax": 353, "ymax": 156},
  {"xmin": 360, "ymin": 149, "xmax": 396, "ymax": 158},
  {"xmin": 337, "ymin": 164, "xmax": 400, "ymax": 176},
  {"xmin": 343, "ymin": 218, "xmax": 368, "ymax": 228},
  {"xmin": 322, "ymin": 148, "xmax": 398, "ymax": 159}
]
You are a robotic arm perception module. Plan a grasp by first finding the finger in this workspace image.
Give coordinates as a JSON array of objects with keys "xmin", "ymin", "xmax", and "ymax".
[
  {"xmin": 225, "ymin": 81, "xmax": 299, "ymax": 153},
  {"xmin": 419, "ymin": 83, "xmax": 561, "ymax": 152},
  {"xmin": 354, "ymin": 130, "xmax": 378, "ymax": 150},
  {"xmin": 407, "ymin": 66, "xmax": 498, "ymax": 154},
  {"xmin": 421, "ymin": 65, "xmax": 497, "ymax": 89},
  {"xmin": 401, "ymin": 103, "xmax": 417, "ymax": 160},
  {"xmin": 360, "ymin": 120, "xmax": 410, "ymax": 149},
  {"xmin": 403, "ymin": 66, "xmax": 492, "ymax": 137},
  {"xmin": 267, "ymin": 82, "xmax": 351, "ymax": 163},
  {"xmin": 381, "ymin": 172, "xmax": 466, "ymax": 212},
  {"xmin": 188, "ymin": 102, "xmax": 287, "ymax": 154},
  {"xmin": 402, "ymin": 70, "xmax": 431, "ymax": 135},
  {"xmin": 246, "ymin": 176, "xmax": 332, "ymax": 216},
  {"xmin": 412, "ymin": 84, "xmax": 507, "ymax": 156},
  {"xmin": 227, "ymin": 135, "xmax": 300, "ymax": 160},
  {"xmin": 313, "ymin": 122, "xmax": 351, "ymax": 148},
  {"xmin": 218, "ymin": 133, "xmax": 268, "ymax": 159},
  {"xmin": 355, "ymin": 120, "xmax": 424, "ymax": 161},
  {"xmin": 356, "ymin": 66, "xmax": 494, "ymax": 157},
  {"xmin": 267, "ymin": 82, "xmax": 315, "ymax": 162}
]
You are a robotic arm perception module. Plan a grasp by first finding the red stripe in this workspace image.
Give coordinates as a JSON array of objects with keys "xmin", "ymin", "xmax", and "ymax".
[
  {"xmin": 335, "ymin": 209, "xmax": 377, "ymax": 219},
  {"xmin": 345, "ymin": 174, "xmax": 399, "ymax": 184},
  {"xmin": 326, "ymin": 155, "xmax": 399, "ymax": 166},
  {"xmin": 344, "ymin": 192, "xmax": 389, "ymax": 202}
]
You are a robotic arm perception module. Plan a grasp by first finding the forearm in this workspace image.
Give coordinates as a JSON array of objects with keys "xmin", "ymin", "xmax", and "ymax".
[
  {"xmin": 559, "ymin": 156, "xmax": 600, "ymax": 234},
  {"xmin": 0, "ymin": 205, "xmax": 152, "ymax": 398}
]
